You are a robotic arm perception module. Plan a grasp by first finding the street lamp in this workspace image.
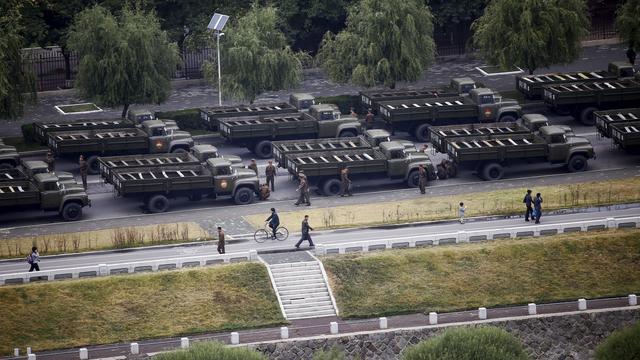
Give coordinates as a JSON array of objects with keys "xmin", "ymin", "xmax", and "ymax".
[{"xmin": 207, "ymin": 13, "xmax": 229, "ymax": 106}]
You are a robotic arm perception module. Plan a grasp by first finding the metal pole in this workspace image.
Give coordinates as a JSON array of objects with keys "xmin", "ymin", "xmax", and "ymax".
[{"xmin": 216, "ymin": 32, "xmax": 222, "ymax": 106}]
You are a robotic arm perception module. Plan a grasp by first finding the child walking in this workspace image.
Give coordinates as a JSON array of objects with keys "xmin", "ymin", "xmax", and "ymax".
[{"xmin": 459, "ymin": 202, "xmax": 466, "ymax": 224}]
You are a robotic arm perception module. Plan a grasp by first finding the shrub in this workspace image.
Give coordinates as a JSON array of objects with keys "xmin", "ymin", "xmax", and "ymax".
[
  {"xmin": 313, "ymin": 347, "xmax": 347, "ymax": 360},
  {"xmin": 403, "ymin": 326, "xmax": 529, "ymax": 360},
  {"xmin": 153, "ymin": 341, "xmax": 266, "ymax": 360},
  {"xmin": 595, "ymin": 321, "xmax": 640, "ymax": 360},
  {"xmin": 316, "ymin": 95, "xmax": 361, "ymax": 115},
  {"xmin": 21, "ymin": 123, "xmax": 37, "ymax": 144},
  {"xmin": 156, "ymin": 108, "xmax": 206, "ymax": 130}
]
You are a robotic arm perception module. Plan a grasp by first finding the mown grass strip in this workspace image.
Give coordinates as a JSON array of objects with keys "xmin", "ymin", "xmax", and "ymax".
[
  {"xmin": 245, "ymin": 177, "xmax": 640, "ymax": 231},
  {"xmin": 0, "ymin": 263, "xmax": 285, "ymax": 353},
  {"xmin": 323, "ymin": 229, "xmax": 640, "ymax": 319}
]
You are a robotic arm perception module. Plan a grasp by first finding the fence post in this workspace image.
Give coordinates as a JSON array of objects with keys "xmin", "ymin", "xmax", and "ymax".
[
  {"xmin": 528, "ymin": 303, "xmax": 537, "ymax": 315},
  {"xmin": 379, "ymin": 317, "xmax": 387, "ymax": 329},
  {"xmin": 429, "ymin": 312, "xmax": 438, "ymax": 325},
  {"xmin": 79, "ymin": 348, "xmax": 88, "ymax": 360},
  {"xmin": 181, "ymin": 337, "xmax": 189, "ymax": 349},
  {"xmin": 231, "ymin": 332, "xmax": 239, "ymax": 345},
  {"xmin": 330, "ymin": 322, "xmax": 339, "ymax": 335},
  {"xmin": 578, "ymin": 299, "xmax": 587, "ymax": 311},
  {"xmin": 280, "ymin": 327, "xmax": 289, "ymax": 339},
  {"xmin": 629, "ymin": 294, "xmax": 637, "ymax": 306},
  {"xmin": 130, "ymin": 343, "xmax": 139, "ymax": 355},
  {"xmin": 478, "ymin": 307, "xmax": 487, "ymax": 319}
]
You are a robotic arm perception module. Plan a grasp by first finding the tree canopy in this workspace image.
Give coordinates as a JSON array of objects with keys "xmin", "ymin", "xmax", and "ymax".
[
  {"xmin": 67, "ymin": 4, "xmax": 179, "ymax": 117},
  {"xmin": 616, "ymin": 0, "xmax": 640, "ymax": 50},
  {"xmin": 202, "ymin": 2, "xmax": 303, "ymax": 103},
  {"xmin": 317, "ymin": 0, "xmax": 436, "ymax": 88},
  {"xmin": 472, "ymin": 0, "xmax": 590, "ymax": 74}
]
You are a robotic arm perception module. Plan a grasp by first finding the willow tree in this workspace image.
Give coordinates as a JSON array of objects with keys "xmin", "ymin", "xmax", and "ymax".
[
  {"xmin": 67, "ymin": 5, "xmax": 179, "ymax": 117},
  {"xmin": 203, "ymin": 3, "xmax": 303, "ymax": 103},
  {"xmin": 616, "ymin": 0, "xmax": 640, "ymax": 50},
  {"xmin": 316, "ymin": 0, "xmax": 436, "ymax": 88},
  {"xmin": 472, "ymin": 0, "xmax": 589, "ymax": 75}
]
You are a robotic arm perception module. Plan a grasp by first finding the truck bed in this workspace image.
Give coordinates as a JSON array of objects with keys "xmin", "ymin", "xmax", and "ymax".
[
  {"xmin": 360, "ymin": 88, "xmax": 458, "ymax": 108},
  {"xmin": 48, "ymin": 128, "xmax": 149, "ymax": 155},
  {"xmin": 35, "ymin": 119, "xmax": 132, "ymax": 142},
  {"xmin": 272, "ymin": 136, "xmax": 369, "ymax": 168},
  {"xmin": 595, "ymin": 108, "xmax": 640, "ymax": 138},
  {"xmin": 199, "ymin": 102, "xmax": 297, "ymax": 127},
  {"xmin": 446, "ymin": 133, "xmax": 548, "ymax": 162},
  {"xmin": 543, "ymin": 79, "xmax": 640, "ymax": 106},
  {"xmin": 112, "ymin": 165, "xmax": 214, "ymax": 195},
  {"xmin": 0, "ymin": 181, "xmax": 39, "ymax": 207},
  {"xmin": 610, "ymin": 121, "xmax": 640, "ymax": 149},
  {"xmin": 0, "ymin": 168, "xmax": 27, "ymax": 182},
  {"xmin": 98, "ymin": 153, "xmax": 200, "ymax": 184},
  {"xmin": 378, "ymin": 96, "xmax": 477, "ymax": 123},
  {"xmin": 429, "ymin": 122, "xmax": 531, "ymax": 153},
  {"xmin": 286, "ymin": 149, "xmax": 387, "ymax": 178},
  {"xmin": 516, "ymin": 70, "xmax": 612, "ymax": 98},
  {"xmin": 218, "ymin": 113, "xmax": 317, "ymax": 140}
]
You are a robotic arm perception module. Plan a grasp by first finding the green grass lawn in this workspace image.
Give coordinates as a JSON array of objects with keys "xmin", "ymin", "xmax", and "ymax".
[
  {"xmin": 56, "ymin": 103, "xmax": 101, "ymax": 113},
  {"xmin": 0, "ymin": 263, "xmax": 284, "ymax": 353},
  {"xmin": 1, "ymin": 136, "xmax": 47, "ymax": 152},
  {"xmin": 323, "ymin": 229, "xmax": 640, "ymax": 318}
]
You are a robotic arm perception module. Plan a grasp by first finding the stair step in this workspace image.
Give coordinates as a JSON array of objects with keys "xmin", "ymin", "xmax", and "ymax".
[
  {"xmin": 270, "ymin": 261, "xmax": 318, "ymax": 270},
  {"xmin": 271, "ymin": 267, "xmax": 321, "ymax": 275},
  {"xmin": 287, "ymin": 309, "xmax": 337, "ymax": 319},
  {"xmin": 281, "ymin": 296, "xmax": 332, "ymax": 305},
  {"xmin": 280, "ymin": 291, "xmax": 329, "ymax": 299},
  {"xmin": 274, "ymin": 278, "xmax": 326, "ymax": 287},
  {"xmin": 276, "ymin": 282, "xmax": 327, "ymax": 291},
  {"xmin": 273, "ymin": 272, "xmax": 322, "ymax": 281},
  {"xmin": 285, "ymin": 305, "xmax": 335, "ymax": 314},
  {"xmin": 279, "ymin": 287, "xmax": 329, "ymax": 296},
  {"xmin": 283, "ymin": 300, "xmax": 333, "ymax": 309}
]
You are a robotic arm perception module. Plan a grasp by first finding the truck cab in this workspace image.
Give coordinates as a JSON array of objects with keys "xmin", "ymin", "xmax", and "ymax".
[
  {"xmin": 449, "ymin": 77, "xmax": 477, "ymax": 95},
  {"xmin": 206, "ymin": 158, "xmax": 258, "ymax": 204},
  {"xmin": 538, "ymin": 126, "xmax": 594, "ymax": 165},
  {"xmin": 190, "ymin": 144, "xmax": 243, "ymax": 167},
  {"xmin": 0, "ymin": 143, "xmax": 20, "ymax": 169},
  {"xmin": 469, "ymin": 88, "xmax": 521, "ymax": 122},
  {"xmin": 364, "ymin": 129, "xmax": 416, "ymax": 152},
  {"xmin": 290, "ymin": 93, "xmax": 315, "ymax": 112},
  {"xmin": 142, "ymin": 120, "xmax": 194, "ymax": 153},
  {"xmin": 519, "ymin": 114, "xmax": 573, "ymax": 136},
  {"xmin": 127, "ymin": 108, "xmax": 178, "ymax": 130},
  {"xmin": 608, "ymin": 61, "xmax": 636, "ymax": 79},
  {"xmin": 311, "ymin": 104, "xmax": 361, "ymax": 138},
  {"xmin": 379, "ymin": 141, "xmax": 432, "ymax": 180},
  {"xmin": 21, "ymin": 160, "xmax": 75, "ymax": 184},
  {"xmin": 33, "ymin": 172, "xmax": 90, "ymax": 219}
]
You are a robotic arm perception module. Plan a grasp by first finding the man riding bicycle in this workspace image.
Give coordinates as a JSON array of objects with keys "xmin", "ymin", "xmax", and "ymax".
[{"xmin": 265, "ymin": 208, "xmax": 280, "ymax": 239}]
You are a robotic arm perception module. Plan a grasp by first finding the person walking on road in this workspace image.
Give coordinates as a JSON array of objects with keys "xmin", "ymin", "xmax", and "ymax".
[
  {"xmin": 295, "ymin": 172, "xmax": 311, "ymax": 206},
  {"xmin": 27, "ymin": 246, "xmax": 40, "ymax": 272},
  {"xmin": 523, "ymin": 189, "xmax": 533, "ymax": 222},
  {"xmin": 295, "ymin": 215, "xmax": 315, "ymax": 248},
  {"xmin": 533, "ymin": 193, "xmax": 543, "ymax": 224},
  {"xmin": 265, "ymin": 160, "xmax": 276, "ymax": 191},
  {"xmin": 418, "ymin": 164, "xmax": 427, "ymax": 195},
  {"xmin": 266, "ymin": 208, "xmax": 280, "ymax": 239},
  {"xmin": 248, "ymin": 159, "xmax": 258, "ymax": 176},
  {"xmin": 458, "ymin": 202, "xmax": 466, "ymax": 224},
  {"xmin": 45, "ymin": 151, "xmax": 55, "ymax": 172},
  {"xmin": 217, "ymin": 227, "xmax": 225, "ymax": 254},
  {"xmin": 79, "ymin": 155, "xmax": 88, "ymax": 190},
  {"xmin": 340, "ymin": 167, "xmax": 352, "ymax": 197}
]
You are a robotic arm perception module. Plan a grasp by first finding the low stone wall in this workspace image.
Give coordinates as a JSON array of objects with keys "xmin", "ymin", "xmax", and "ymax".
[{"xmin": 249, "ymin": 307, "xmax": 640, "ymax": 360}]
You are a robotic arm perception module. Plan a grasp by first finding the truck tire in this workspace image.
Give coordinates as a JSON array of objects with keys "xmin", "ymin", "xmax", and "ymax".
[
  {"xmin": 322, "ymin": 178, "xmax": 342, "ymax": 196},
  {"xmin": 436, "ymin": 165, "xmax": 448, "ymax": 180},
  {"xmin": 147, "ymin": 194, "xmax": 170, "ymax": 213},
  {"xmin": 233, "ymin": 187, "xmax": 255, "ymax": 205},
  {"xmin": 447, "ymin": 162, "xmax": 458, "ymax": 178},
  {"xmin": 87, "ymin": 155, "xmax": 100, "ymax": 175},
  {"xmin": 407, "ymin": 170, "xmax": 420, "ymax": 187},
  {"xmin": 427, "ymin": 166, "xmax": 437, "ymax": 181},
  {"xmin": 254, "ymin": 140, "xmax": 273, "ymax": 159},
  {"xmin": 499, "ymin": 114, "xmax": 517, "ymax": 123},
  {"xmin": 414, "ymin": 124, "xmax": 432, "ymax": 142},
  {"xmin": 481, "ymin": 162, "xmax": 504, "ymax": 181},
  {"xmin": 567, "ymin": 154, "xmax": 588, "ymax": 172},
  {"xmin": 0, "ymin": 162, "xmax": 14, "ymax": 170},
  {"xmin": 61, "ymin": 202, "xmax": 83, "ymax": 221},
  {"xmin": 579, "ymin": 106, "xmax": 598, "ymax": 126},
  {"xmin": 171, "ymin": 147, "xmax": 188, "ymax": 154},
  {"xmin": 339, "ymin": 130, "xmax": 357, "ymax": 138}
]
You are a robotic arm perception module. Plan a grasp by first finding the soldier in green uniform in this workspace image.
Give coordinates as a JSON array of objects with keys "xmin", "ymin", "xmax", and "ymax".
[
  {"xmin": 247, "ymin": 159, "xmax": 258, "ymax": 175},
  {"xmin": 79, "ymin": 155, "xmax": 88, "ymax": 190},
  {"xmin": 45, "ymin": 151, "xmax": 56, "ymax": 172},
  {"xmin": 340, "ymin": 167, "xmax": 352, "ymax": 197},
  {"xmin": 265, "ymin": 160, "xmax": 276, "ymax": 191},
  {"xmin": 418, "ymin": 164, "xmax": 427, "ymax": 194},
  {"xmin": 295, "ymin": 171, "xmax": 311, "ymax": 206}
]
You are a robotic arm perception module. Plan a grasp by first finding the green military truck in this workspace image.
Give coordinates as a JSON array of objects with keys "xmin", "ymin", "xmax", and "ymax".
[
  {"xmin": 360, "ymin": 77, "xmax": 478, "ymax": 112},
  {"xmin": 33, "ymin": 109, "xmax": 178, "ymax": 144},
  {"xmin": 97, "ymin": 144, "xmax": 242, "ymax": 184},
  {"xmin": 594, "ymin": 108, "xmax": 640, "ymax": 138},
  {"xmin": 0, "ymin": 142, "xmax": 20, "ymax": 170},
  {"xmin": 610, "ymin": 121, "xmax": 640, "ymax": 150},
  {"xmin": 285, "ymin": 141, "xmax": 436, "ymax": 196},
  {"xmin": 378, "ymin": 88, "xmax": 521, "ymax": 142},
  {"xmin": 445, "ymin": 126, "xmax": 595, "ymax": 181},
  {"xmin": 428, "ymin": 114, "xmax": 573, "ymax": 153},
  {"xmin": 272, "ymin": 129, "xmax": 415, "ymax": 169},
  {"xmin": 110, "ymin": 158, "xmax": 259, "ymax": 213},
  {"xmin": 0, "ymin": 173, "xmax": 90, "ymax": 221},
  {"xmin": 47, "ymin": 120, "xmax": 194, "ymax": 175},
  {"xmin": 516, "ymin": 62, "xmax": 636, "ymax": 100},
  {"xmin": 543, "ymin": 77, "xmax": 640, "ymax": 125},
  {"xmin": 199, "ymin": 94, "xmax": 316, "ymax": 131},
  {"xmin": 219, "ymin": 104, "xmax": 361, "ymax": 158}
]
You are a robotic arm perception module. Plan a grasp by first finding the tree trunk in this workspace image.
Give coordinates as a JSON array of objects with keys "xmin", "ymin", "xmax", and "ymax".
[
  {"xmin": 121, "ymin": 104, "xmax": 129, "ymax": 118},
  {"xmin": 62, "ymin": 49, "xmax": 72, "ymax": 82}
]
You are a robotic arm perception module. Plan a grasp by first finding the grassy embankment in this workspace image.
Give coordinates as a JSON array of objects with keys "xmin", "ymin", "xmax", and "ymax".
[
  {"xmin": 323, "ymin": 229, "xmax": 640, "ymax": 318},
  {"xmin": 245, "ymin": 177, "xmax": 640, "ymax": 231},
  {"xmin": 0, "ymin": 263, "xmax": 284, "ymax": 353},
  {"xmin": 0, "ymin": 222, "xmax": 210, "ymax": 259}
]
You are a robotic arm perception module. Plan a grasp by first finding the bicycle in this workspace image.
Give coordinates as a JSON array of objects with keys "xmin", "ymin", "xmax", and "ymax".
[{"xmin": 254, "ymin": 223, "xmax": 289, "ymax": 243}]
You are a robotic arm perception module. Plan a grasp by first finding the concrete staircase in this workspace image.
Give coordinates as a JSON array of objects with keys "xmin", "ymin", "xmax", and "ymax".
[{"xmin": 268, "ymin": 260, "xmax": 337, "ymax": 320}]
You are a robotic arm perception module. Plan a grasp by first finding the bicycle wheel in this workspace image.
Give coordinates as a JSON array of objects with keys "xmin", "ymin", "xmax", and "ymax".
[
  {"xmin": 254, "ymin": 229, "xmax": 270, "ymax": 243},
  {"xmin": 275, "ymin": 227, "xmax": 289, "ymax": 241}
]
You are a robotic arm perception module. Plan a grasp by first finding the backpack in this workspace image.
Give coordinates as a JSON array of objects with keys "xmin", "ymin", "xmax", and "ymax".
[{"xmin": 26, "ymin": 254, "xmax": 33, "ymax": 264}]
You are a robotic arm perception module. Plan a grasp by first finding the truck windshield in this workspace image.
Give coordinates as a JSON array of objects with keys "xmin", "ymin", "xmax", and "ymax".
[
  {"xmin": 619, "ymin": 68, "xmax": 635, "ymax": 77},
  {"xmin": 460, "ymin": 84, "xmax": 475, "ymax": 93},
  {"xmin": 151, "ymin": 127, "xmax": 165, "ymax": 136}
]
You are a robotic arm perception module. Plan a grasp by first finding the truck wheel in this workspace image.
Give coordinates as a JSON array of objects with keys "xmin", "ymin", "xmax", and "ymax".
[
  {"xmin": 61, "ymin": 202, "xmax": 83, "ymax": 221},
  {"xmin": 0, "ymin": 162, "xmax": 14, "ymax": 170},
  {"xmin": 147, "ymin": 195, "xmax": 170, "ymax": 213},
  {"xmin": 481, "ymin": 162, "xmax": 504, "ymax": 181},
  {"xmin": 499, "ymin": 114, "xmax": 517, "ymax": 123},
  {"xmin": 436, "ymin": 165, "xmax": 448, "ymax": 180},
  {"xmin": 339, "ymin": 130, "xmax": 357, "ymax": 138},
  {"xmin": 448, "ymin": 163, "xmax": 458, "ymax": 178},
  {"xmin": 407, "ymin": 171, "xmax": 420, "ymax": 187},
  {"xmin": 414, "ymin": 124, "xmax": 431, "ymax": 142},
  {"xmin": 233, "ymin": 187, "xmax": 255, "ymax": 205},
  {"xmin": 567, "ymin": 154, "xmax": 588, "ymax": 172},
  {"xmin": 254, "ymin": 140, "xmax": 273, "ymax": 159},
  {"xmin": 171, "ymin": 147, "xmax": 188, "ymax": 154},
  {"xmin": 427, "ymin": 166, "xmax": 437, "ymax": 181},
  {"xmin": 87, "ymin": 156, "xmax": 100, "ymax": 175},
  {"xmin": 579, "ymin": 107, "xmax": 598, "ymax": 126},
  {"xmin": 322, "ymin": 179, "xmax": 341, "ymax": 196}
]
